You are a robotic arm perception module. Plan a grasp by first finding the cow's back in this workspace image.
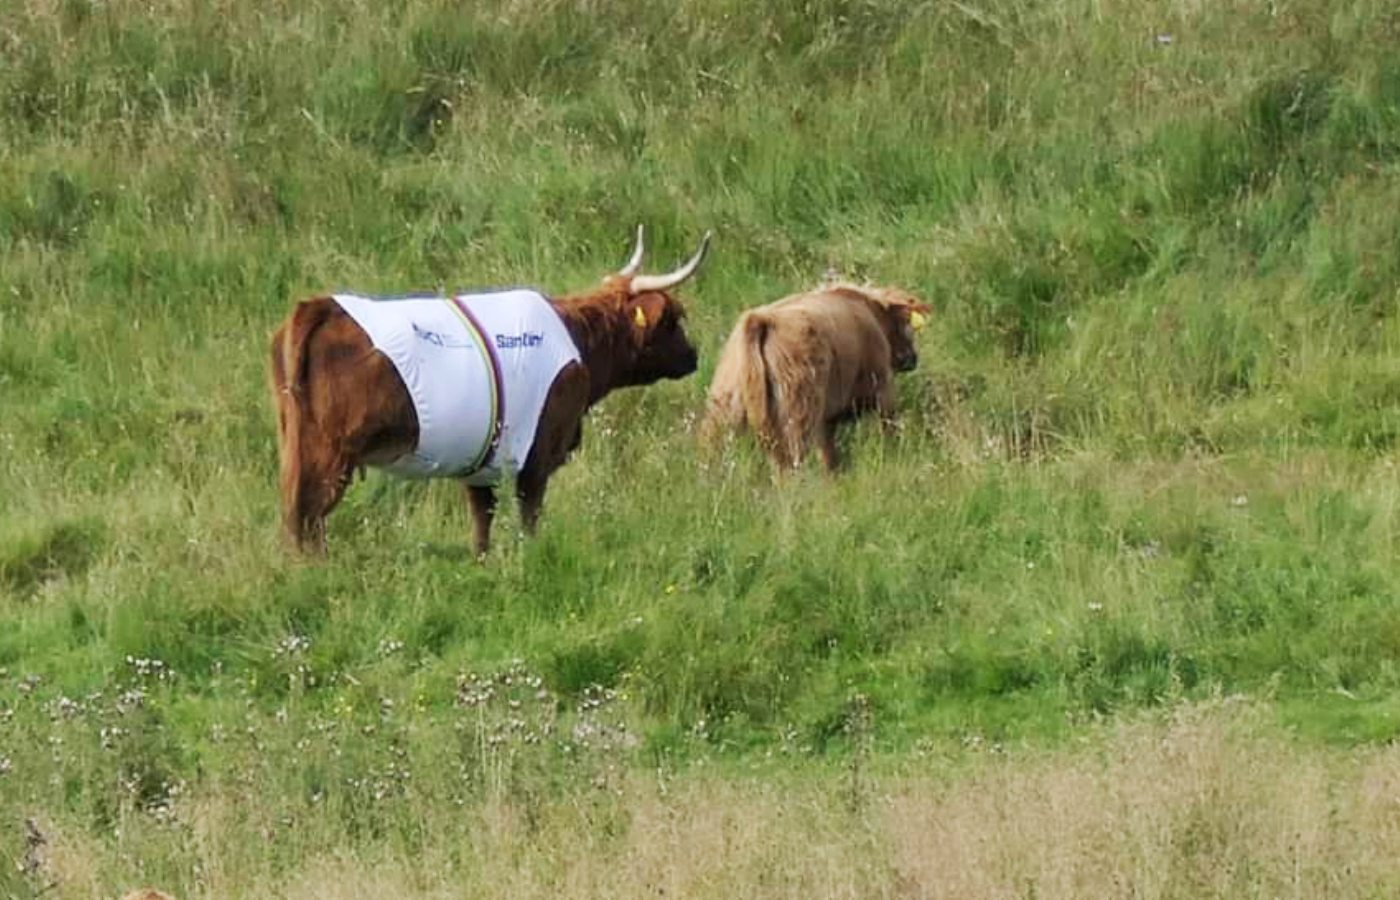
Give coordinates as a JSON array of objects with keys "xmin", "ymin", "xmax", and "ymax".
[{"xmin": 760, "ymin": 291, "xmax": 890, "ymax": 413}]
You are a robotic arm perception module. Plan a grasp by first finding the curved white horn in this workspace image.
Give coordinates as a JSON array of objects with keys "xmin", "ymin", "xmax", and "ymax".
[
  {"xmin": 629, "ymin": 230, "xmax": 712, "ymax": 294},
  {"xmin": 617, "ymin": 224, "xmax": 646, "ymax": 277}
]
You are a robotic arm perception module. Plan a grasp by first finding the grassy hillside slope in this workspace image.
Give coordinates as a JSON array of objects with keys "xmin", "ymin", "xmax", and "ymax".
[{"xmin": 3, "ymin": 0, "xmax": 1400, "ymax": 894}]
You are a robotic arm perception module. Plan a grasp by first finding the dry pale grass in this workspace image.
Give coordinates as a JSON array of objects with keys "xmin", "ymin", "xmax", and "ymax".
[
  {"xmin": 885, "ymin": 701, "xmax": 1400, "ymax": 899},
  {"xmin": 226, "ymin": 703, "xmax": 1400, "ymax": 900},
  {"xmin": 269, "ymin": 785, "xmax": 892, "ymax": 900},
  {"xmin": 18, "ymin": 704, "xmax": 1400, "ymax": 898}
]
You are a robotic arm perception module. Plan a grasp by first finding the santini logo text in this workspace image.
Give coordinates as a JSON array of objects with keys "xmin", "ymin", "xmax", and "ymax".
[{"xmin": 495, "ymin": 332, "xmax": 544, "ymax": 350}]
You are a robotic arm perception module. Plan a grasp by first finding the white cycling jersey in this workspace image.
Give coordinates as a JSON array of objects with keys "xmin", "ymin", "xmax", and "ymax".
[{"xmin": 333, "ymin": 289, "xmax": 581, "ymax": 484}]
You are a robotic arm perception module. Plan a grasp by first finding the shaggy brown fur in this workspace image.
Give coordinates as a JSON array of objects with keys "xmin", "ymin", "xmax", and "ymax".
[
  {"xmin": 701, "ymin": 283, "xmax": 930, "ymax": 471},
  {"xmin": 269, "ymin": 263, "xmax": 702, "ymax": 557}
]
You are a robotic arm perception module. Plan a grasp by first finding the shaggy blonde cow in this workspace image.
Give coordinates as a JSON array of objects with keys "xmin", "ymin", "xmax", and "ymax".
[{"xmin": 702, "ymin": 283, "xmax": 930, "ymax": 471}]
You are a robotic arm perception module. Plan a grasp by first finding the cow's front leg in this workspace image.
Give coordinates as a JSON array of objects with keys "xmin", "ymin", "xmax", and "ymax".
[
  {"xmin": 875, "ymin": 379, "xmax": 899, "ymax": 436},
  {"xmin": 819, "ymin": 420, "xmax": 842, "ymax": 472},
  {"xmin": 515, "ymin": 363, "xmax": 587, "ymax": 539},
  {"xmin": 464, "ymin": 483, "xmax": 496, "ymax": 559},
  {"xmin": 515, "ymin": 470, "xmax": 551, "ymax": 537}
]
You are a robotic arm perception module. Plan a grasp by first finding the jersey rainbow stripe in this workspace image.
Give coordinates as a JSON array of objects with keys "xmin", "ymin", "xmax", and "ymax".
[{"xmin": 444, "ymin": 297, "xmax": 505, "ymax": 475}]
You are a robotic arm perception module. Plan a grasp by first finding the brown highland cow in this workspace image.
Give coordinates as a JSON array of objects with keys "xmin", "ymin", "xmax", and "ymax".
[{"xmin": 269, "ymin": 228, "xmax": 710, "ymax": 556}]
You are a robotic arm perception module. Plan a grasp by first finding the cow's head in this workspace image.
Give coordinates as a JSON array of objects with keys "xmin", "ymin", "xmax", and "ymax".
[
  {"xmin": 867, "ymin": 286, "xmax": 932, "ymax": 373},
  {"xmin": 602, "ymin": 227, "xmax": 711, "ymax": 382}
]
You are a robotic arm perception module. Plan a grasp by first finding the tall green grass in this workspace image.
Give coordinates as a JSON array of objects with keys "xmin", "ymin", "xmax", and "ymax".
[{"xmin": 4, "ymin": 0, "xmax": 1400, "ymax": 892}]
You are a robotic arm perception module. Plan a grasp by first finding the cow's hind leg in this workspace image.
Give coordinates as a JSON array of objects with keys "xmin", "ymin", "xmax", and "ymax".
[
  {"xmin": 290, "ymin": 442, "xmax": 353, "ymax": 555},
  {"xmin": 773, "ymin": 356, "xmax": 829, "ymax": 473},
  {"xmin": 276, "ymin": 299, "xmax": 419, "ymax": 555},
  {"xmin": 782, "ymin": 401, "xmax": 822, "ymax": 472}
]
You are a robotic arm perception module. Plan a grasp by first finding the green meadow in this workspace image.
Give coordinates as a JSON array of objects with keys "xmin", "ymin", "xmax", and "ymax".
[{"xmin": 5, "ymin": 0, "xmax": 1400, "ymax": 895}]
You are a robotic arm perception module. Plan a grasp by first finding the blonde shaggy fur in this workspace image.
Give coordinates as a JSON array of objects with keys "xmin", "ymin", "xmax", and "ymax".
[{"xmin": 701, "ymin": 282, "xmax": 929, "ymax": 471}]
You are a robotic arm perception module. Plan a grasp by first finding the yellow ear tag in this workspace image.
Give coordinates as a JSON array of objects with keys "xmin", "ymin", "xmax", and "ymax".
[
  {"xmin": 634, "ymin": 307, "xmax": 648, "ymax": 328},
  {"xmin": 910, "ymin": 310, "xmax": 928, "ymax": 331}
]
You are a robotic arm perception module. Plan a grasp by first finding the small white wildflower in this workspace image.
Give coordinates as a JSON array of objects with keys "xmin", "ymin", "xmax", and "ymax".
[
  {"xmin": 274, "ymin": 634, "xmax": 311, "ymax": 657},
  {"xmin": 1136, "ymin": 540, "xmax": 1163, "ymax": 559},
  {"xmin": 99, "ymin": 725, "xmax": 126, "ymax": 749}
]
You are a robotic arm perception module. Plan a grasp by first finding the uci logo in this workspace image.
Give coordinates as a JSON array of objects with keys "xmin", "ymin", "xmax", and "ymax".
[
  {"xmin": 495, "ymin": 332, "xmax": 544, "ymax": 350},
  {"xmin": 413, "ymin": 323, "xmax": 467, "ymax": 348}
]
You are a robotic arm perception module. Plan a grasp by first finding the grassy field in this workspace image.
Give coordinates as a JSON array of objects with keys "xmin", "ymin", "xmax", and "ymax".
[{"xmin": 4, "ymin": 0, "xmax": 1400, "ymax": 895}]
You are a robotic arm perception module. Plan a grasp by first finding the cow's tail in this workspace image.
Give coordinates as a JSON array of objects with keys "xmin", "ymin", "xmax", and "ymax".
[
  {"xmin": 739, "ymin": 312, "xmax": 784, "ymax": 466},
  {"xmin": 270, "ymin": 298, "xmax": 335, "ymax": 548}
]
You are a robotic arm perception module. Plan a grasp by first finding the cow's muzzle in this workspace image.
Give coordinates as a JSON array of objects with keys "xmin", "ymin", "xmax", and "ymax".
[{"xmin": 671, "ymin": 348, "xmax": 699, "ymax": 377}]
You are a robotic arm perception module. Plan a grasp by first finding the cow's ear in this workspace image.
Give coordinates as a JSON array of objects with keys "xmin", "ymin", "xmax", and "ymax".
[
  {"xmin": 901, "ymin": 302, "xmax": 932, "ymax": 332},
  {"xmin": 629, "ymin": 293, "xmax": 669, "ymax": 332}
]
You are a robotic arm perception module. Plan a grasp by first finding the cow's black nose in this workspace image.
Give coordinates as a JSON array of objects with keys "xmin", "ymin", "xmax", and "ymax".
[{"xmin": 673, "ymin": 349, "xmax": 698, "ymax": 377}]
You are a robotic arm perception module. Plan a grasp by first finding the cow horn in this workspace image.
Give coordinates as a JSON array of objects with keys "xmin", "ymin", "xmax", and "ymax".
[
  {"xmin": 617, "ymin": 224, "xmax": 646, "ymax": 277},
  {"xmin": 629, "ymin": 231, "xmax": 712, "ymax": 294}
]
